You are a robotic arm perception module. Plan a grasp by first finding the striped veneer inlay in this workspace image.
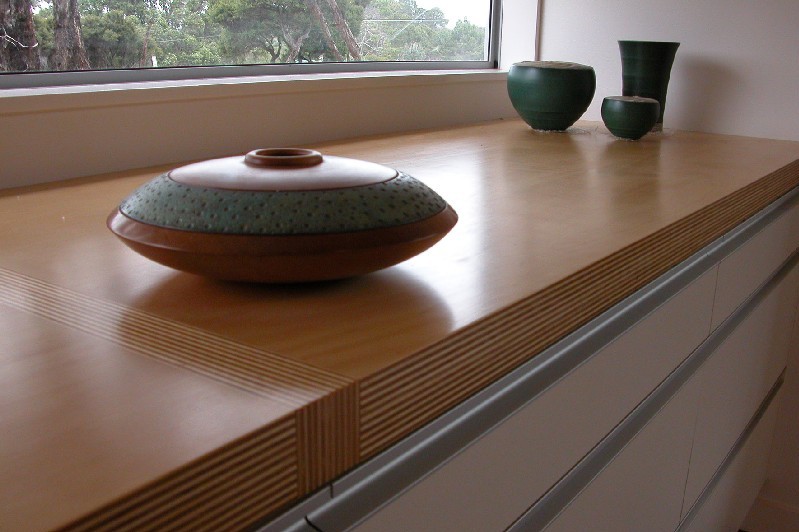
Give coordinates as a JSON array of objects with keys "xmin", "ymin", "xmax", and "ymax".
[
  {"xmin": 0, "ymin": 268, "xmax": 350, "ymax": 405},
  {"xmin": 0, "ymin": 268, "xmax": 360, "ymax": 528},
  {"xmin": 359, "ymin": 159, "xmax": 799, "ymax": 459},
  {"xmin": 60, "ymin": 415, "xmax": 298, "ymax": 532},
  {"xmin": 297, "ymin": 383, "xmax": 360, "ymax": 493}
]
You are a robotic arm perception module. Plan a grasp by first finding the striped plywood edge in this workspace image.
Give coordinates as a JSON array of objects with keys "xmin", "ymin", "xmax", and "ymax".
[
  {"xmin": 358, "ymin": 159, "xmax": 799, "ymax": 459},
  {"xmin": 0, "ymin": 269, "xmax": 357, "ymax": 530},
  {"xmin": 59, "ymin": 416, "xmax": 299, "ymax": 532}
]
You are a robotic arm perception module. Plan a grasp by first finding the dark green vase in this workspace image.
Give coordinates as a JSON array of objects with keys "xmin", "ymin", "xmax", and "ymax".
[
  {"xmin": 618, "ymin": 41, "xmax": 679, "ymax": 131},
  {"xmin": 507, "ymin": 61, "xmax": 596, "ymax": 131}
]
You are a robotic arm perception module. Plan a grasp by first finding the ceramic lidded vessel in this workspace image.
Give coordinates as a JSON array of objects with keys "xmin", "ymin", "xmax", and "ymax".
[
  {"xmin": 601, "ymin": 96, "xmax": 660, "ymax": 140},
  {"xmin": 507, "ymin": 61, "xmax": 596, "ymax": 131},
  {"xmin": 108, "ymin": 148, "xmax": 458, "ymax": 283}
]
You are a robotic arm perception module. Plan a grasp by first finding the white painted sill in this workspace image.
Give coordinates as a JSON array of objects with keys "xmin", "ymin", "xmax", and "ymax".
[
  {"xmin": 0, "ymin": 69, "xmax": 507, "ymax": 115},
  {"xmin": 0, "ymin": 69, "xmax": 515, "ymax": 188}
]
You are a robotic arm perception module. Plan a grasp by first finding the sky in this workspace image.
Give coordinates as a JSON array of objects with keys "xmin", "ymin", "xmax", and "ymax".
[{"xmin": 414, "ymin": 0, "xmax": 492, "ymax": 28}]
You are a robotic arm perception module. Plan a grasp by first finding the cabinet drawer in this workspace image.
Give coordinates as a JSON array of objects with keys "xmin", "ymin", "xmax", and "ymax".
[
  {"xmin": 681, "ymin": 390, "xmax": 780, "ymax": 532},
  {"xmin": 544, "ymin": 375, "xmax": 700, "ymax": 532},
  {"xmin": 349, "ymin": 268, "xmax": 716, "ymax": 532},
  {"xmin": 712, "ymin": 201, "xmax": 799, "ymax": 330},
  {"xmin": 683, "ymin": 264, "xmax": 799, "ymax": 512}
]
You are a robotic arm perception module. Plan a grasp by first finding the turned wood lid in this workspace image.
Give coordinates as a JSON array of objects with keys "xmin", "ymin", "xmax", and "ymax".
[{"xmin": 169, "ymin": 148, "xmax": 397, "ymax": 191}]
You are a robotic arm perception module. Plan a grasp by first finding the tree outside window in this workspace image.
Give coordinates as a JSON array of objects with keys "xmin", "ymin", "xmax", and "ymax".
[{"xmin": 0, "ymin": 0, "xmax": 489, "ymax": 73}]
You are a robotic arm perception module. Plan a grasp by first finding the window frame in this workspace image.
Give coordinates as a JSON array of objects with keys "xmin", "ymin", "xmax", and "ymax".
[{"xmin": 0, "ymin": 0, "xmax": 503, "ymax": 90}]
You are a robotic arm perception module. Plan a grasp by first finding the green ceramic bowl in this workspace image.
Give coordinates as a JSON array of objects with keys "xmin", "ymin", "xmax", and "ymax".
[
  {"xmin": 507, "ymin": 61, "xmax": 596, "ymax": 131},
  {"xmin": 601, "ymin": 96, "xmax": 660, "ymax": 140}
]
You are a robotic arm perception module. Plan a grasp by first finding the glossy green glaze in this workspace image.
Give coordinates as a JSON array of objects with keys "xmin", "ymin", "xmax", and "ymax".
[
  {"xmin": 619, "ymin": 41, "xmax": 680, "ymax": 129},
  {"xmin": 507, "ymin": 61, "xmax": 596, "ymax": 131},
  {"xmin": 601, "ymin": 96, "xmax": 660, "ymax": 140}
]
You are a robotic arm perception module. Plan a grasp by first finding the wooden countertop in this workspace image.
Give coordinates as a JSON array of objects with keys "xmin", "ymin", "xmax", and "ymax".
[{"xmin": 2, "ymin": 119, "xmax": 798, "ymax": 531}]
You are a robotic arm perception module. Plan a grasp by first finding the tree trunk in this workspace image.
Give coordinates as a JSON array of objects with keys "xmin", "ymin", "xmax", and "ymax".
[
  {"xmin": 306, "ymin": 0, "xmax": 343, "ymax": 61},
  {"xmin": 140, "ymin": 23, "xmax": 152, "ymax": 67},
  {"xmin": 281, "ymin": 20, "xmax": 310, "ymax": 63},
  {"xmin": 0, "ymin": 0, "xmax": 41, "ymax": 72},
  {"xmin": 52, "ymin": 0, "xmax": 89, "ymax": 71},
  {"xmin": 264, "ymin": 37, "xmax": 282, "ymax": 62},
  {"xmin": 323, "ymin": 0, "xmax": 361, "ymax": 60}
]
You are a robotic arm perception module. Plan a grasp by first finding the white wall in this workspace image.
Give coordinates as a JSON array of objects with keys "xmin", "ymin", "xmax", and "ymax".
[{"xmin": 538, "ymin": 0, "xmax": 799, "ymax": 142}]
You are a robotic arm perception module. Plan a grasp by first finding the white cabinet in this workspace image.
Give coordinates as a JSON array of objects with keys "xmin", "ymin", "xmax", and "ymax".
[
  {"xmin": 545, "ymin": 199, "xmax": 799, "ymax": 532},
  {"xmin": 681, "ymin": 392, "xmax": 780, "ymax": 532},
  {"xmin": 544, "ymin": 260, "xmax": 797, "ymax": 532},
  {"xmin": 712, "ymin": 202, "xmax": 799, "ymax": 330},
  {"xmin": 350, "ymin": 268, "xmax": 717, "ymax": 532},
  {"xmin": 683, "ymin": 265, "xmax": 799, "ymax": 512},
  {"xmin": 545, "ymin": 377, "xmax": 700, "ymax": 532},
  {"xmin": 283, "ymin": 195, "xmax": 799, "ymax": 532}
]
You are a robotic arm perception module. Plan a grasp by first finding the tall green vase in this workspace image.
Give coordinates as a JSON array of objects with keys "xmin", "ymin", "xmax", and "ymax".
[{"xmin": 619, "ymin": 40, "xmax": 679, "ymax": 131}]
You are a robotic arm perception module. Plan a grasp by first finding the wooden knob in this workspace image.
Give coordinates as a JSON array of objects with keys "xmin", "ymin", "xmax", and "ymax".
[{"xmin": 244, "ymin": 148, "xmax": 324, "ymax": 168}]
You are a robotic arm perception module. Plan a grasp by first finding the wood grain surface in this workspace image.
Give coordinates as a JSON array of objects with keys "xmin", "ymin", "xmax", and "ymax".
[{"xmin": 1, "ymin": 119, "xmax": 798, "ymax": 530}]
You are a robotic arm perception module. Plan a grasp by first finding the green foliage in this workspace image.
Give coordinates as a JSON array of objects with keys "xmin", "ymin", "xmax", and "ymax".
[
  {"xmin": 208, "ymin": 0, "xmax": 308, "ymax": 63},
  {"xmin": 144, "ymin": 0, "xmax": 222, "ymax": 66},
  {"xmin": 32, "ymin": 8, "xmax": 55, "ymax": 63},
  {"xmin": 443, "ymin": 18, "xmax": 486, "ymax": 61},
  {"xmin": 81, "ymin": 11, "xmax": 147, "ymax": 69},
  {"xmin": 359, "ymin": 0, "xmax": 485, "ymax": 61},
  {"xmin": 20, "ymin": 0, "xmax": 486, "ymax": 71},
  {"xmin": 208, "ymin": 0, "xmax": 368, "ymax": 63}
]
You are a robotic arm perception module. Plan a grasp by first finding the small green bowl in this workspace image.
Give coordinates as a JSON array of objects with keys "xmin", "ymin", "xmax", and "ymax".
[
  {"xmin": 508, "ymin": 61, "xmax": 596, "ymax": 131},
  {"xmin": 601, "ymin": 96, "xmax": 660, "ymax": 140}
]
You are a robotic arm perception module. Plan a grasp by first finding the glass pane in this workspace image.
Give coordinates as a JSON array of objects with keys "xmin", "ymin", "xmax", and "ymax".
[{"xmin": 0, "ymin": 0, "xmax": 492, "ymax": 73}]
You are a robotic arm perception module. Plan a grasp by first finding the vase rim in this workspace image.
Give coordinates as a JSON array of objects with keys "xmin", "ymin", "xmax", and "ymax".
[
  {"xmin": 512, "ymin": 60, "xmax": 594, "ymax": 70},
  {"xmin": 604, "ymin": 96, "xmax": 660, "ymax": 104},
  {"xmin": 618, "ymin": 40, "xmax": 680, "ymax": 46}
]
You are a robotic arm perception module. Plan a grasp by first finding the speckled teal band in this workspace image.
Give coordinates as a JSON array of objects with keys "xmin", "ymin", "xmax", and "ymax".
[{"xmin": 119, "ymin": 172, "xmax": 448, "ymax": 235}]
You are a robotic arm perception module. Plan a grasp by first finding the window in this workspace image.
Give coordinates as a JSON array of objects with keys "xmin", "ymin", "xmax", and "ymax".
[{"xmin": 0, "ymin": 0, "xmax": 499, "ymax": 88}]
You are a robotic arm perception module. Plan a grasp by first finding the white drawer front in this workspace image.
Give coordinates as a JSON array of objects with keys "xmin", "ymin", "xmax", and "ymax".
[
  {"xmin": 712, "ymin": 202, "xmax": 799, "ymax": 330},
  {"xmin": 683, "ymin": 264, "xmax": 799, "ymax": 512},
  {"xmin": 351, "ymin": 268, "xmax": 717, "ymax": 532},
  {"xmin": 682, "ymin": 392, "xmax": 780, "ymax": 532},
  {"xmin": 544, "ymin": 376, "xmax": 700, "ymax": 532}
]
